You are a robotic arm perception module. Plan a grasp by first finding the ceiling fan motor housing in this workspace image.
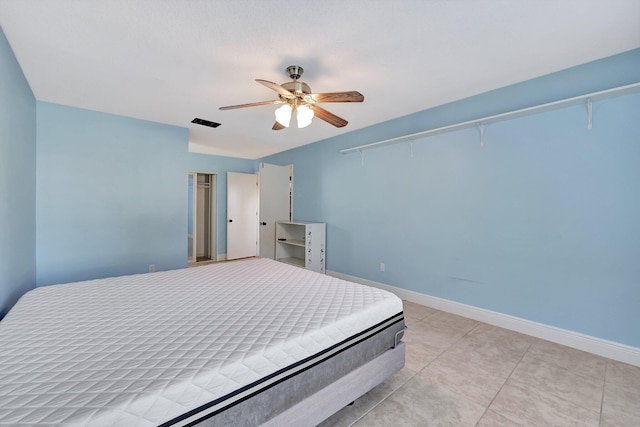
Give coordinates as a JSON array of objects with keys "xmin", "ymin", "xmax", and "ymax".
[{"xmin": 282, "ymin": 81, "xmax": 311, "ymax": 95}]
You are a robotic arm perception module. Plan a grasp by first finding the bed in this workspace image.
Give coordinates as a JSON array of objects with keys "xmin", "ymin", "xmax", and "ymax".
[{"xmin": 0, "ymin": 258, "xmax": 405, "ymax": 426}]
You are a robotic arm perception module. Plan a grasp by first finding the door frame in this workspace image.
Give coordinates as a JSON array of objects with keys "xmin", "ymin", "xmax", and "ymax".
[{"xmin": 189, "ymin": 171, "xmax": 217, "ymax": 263}]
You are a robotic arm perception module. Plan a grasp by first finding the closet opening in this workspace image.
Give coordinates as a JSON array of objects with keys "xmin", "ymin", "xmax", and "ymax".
[{"xmin": 188, "ymin": 172, "xmax": 217, "ymax": 264}]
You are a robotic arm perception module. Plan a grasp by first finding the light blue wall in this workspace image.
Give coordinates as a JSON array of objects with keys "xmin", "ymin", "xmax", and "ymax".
[
  {"xmin": 4, "ymin": 23, "xmax": 638, "ymax": 350},
  {"xmin": 36, "ymin": 102, "xmax": 189, "ymax": 286},
  {"xmin": 262, "ymin": 49, "xmax": 640, "ymax": 347},
  {"xmin": 0, "ymin": 27, "xmax": 36, "ymax": 318},
  {"xmin": 187, "ymin": 153, "xmax": 256, "ymax": 257}
]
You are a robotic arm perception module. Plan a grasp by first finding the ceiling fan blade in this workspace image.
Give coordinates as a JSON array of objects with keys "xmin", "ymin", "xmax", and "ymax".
[
  {"xmin": 256, "ymin": 79, "xmax": 296, "ymax": 99},
  {"xmin": 219, "ymin": 100, "xmax": 282, "ymax": 110},
  {"xmin": 311, "ymin": 105, "xmax": 348, "ymax": 128},
  {"xmin": 310, "ymin": 91, "xmax": 364, "ymax": 103},
  {"xmin": 272, "ymin": 121, "xmax": 286, "ymax": 131}
]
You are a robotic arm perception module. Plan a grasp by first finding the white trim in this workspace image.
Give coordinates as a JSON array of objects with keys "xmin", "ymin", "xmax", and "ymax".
[{"xmin": 327, "ymin": 270, "xmax": 640, "ymax": 367}]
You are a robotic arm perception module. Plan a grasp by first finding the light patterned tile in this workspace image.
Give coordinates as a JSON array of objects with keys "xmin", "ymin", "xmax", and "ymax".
[
  {"xmin": 418, "ymin": 351, "xmax": 509, "ymax": 407},
  {"xmin": 319, "ymin": 302, "xmax": 627, "ymax": 426},
  {"xmin": 525, "ymin": 339, "xmax": 607, "ymax": 380},
  {"xmin": 606, "ymin": 360, "xmax": 640, "ymax": 386},
  {"xmin": 510, "ymin": 355, "xmax": 604, "ymax": 411},
  {"xmin": 490, "ymin": 378, "xmax": 600, "ymax": 427},
  {"xmin": 603, "ymin": 360, "xmax": 640, "ymax": 418},
  {"xmin": 403, "ymin": 337, "xmax": 441, "ymax": 372},
  {"xmin": 318, "ymin": 368, "xmax": 415, "ymax": 427},
  {"xmin": 600, "ymin": 406, "xmax": 640, "ymax": 427},
  {"xmin": 402, "ymin": 300, "xmax": 437, "ymax": 323},
  {"xmin": 476, "ymin": 409, "xmax": 524, "ymax": 427},
  {"xmin": 462, "ymin": 323, "xmax": 533, "ymax": 356},
  {"xmin": 404, "ymin": 311, "xmax": 478, "ymax": 353},
  {"xmin": 352, "ymin": 374, "xmax": 485, "ymax": 427},
  {"xmin": 441, "ymin": 324, "xmax": 531, "ymax": 377}
]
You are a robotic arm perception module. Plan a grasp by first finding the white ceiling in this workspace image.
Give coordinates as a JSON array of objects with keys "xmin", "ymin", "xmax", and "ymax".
[{"xmin": 1, "ymin": 1, "xmax": 639, "ymax": 159}]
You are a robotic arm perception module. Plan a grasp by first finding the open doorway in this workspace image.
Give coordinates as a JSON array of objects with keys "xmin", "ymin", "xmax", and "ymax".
[{"xmin": 188, "ymin": 172, "xmax": 217, "ymax": 264}]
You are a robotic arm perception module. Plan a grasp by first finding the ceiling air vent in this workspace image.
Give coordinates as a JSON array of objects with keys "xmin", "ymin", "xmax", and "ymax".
[{"xmin": 191, "ymin": 118, "xmax": 221, "ymax": 128}]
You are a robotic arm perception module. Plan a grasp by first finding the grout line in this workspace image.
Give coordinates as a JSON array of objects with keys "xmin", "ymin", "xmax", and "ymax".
[
  {"xmin": 430, "ymin": 321, "xmax": 481, "ymax": 363},
  {"xmin": 350, "ymin": 307, "xmax": 464, "ymax": 425},
  {"xmin": 347, "ymin": 369, "xmax": 419, "ymax": 426},
  {"xmin": 399, "ymin": 320, "xmax": 483, "ymax": 402},
  {"xmin": 413, "ymin": 316, "xmax": 481, "ymax": 374},
  {"xmin": 355, "ymin": 315, "xmax": 490, "ymax": 425},
  {"xmin": 599, "ymin": 361, "xmax": 609, "ymax": 426},
  {"xmin": 511, "ymin": 338, "xmax": 610, "ymax": 417},
  {"xmin": 364, "ymin": 300, "xmax": 623, "ymax": 426},
  {"xmin": 474, "ymin": 337, "xmax": 535, "ymax": 426}
]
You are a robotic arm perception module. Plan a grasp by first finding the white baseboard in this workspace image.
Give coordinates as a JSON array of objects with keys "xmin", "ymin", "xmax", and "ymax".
[{"xmin": 327, "ymin": 270, "xmax": 640, "ymax": 367}]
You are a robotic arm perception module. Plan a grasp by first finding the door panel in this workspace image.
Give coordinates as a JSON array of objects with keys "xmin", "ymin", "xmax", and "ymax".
[
  {"xmin": 227, "ymin": 172, "xmax": 258, "ymax": 260},
  {"xmin": 259, "ymin": 163, "xmax": 292, "ymax": 259}
]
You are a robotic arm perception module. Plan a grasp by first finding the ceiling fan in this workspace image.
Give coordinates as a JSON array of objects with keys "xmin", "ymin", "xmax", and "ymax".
[{"xmin": 219, "ymin": 65, "xmax": 364, "ymax": 130}]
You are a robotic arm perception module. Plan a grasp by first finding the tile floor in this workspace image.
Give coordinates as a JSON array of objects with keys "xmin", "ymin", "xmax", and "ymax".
[{"xmin": 320, "ymin": 301, "xmax": 640, "ymax": 426}]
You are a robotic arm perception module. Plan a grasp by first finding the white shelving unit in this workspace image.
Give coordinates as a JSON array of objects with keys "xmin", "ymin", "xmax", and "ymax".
[{"xmin": 275, "ymin": 221, "xmax": 325, "ymax": 273}]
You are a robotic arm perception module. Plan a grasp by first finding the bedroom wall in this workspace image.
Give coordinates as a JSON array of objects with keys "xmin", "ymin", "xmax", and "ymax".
[
  {"xmin": 0, "ymin": 27, "xmax": 36, "ymax": 318},
  {"xmin": 187, "ymin": 153, "xmax": 256, "ymax": 259},
  {"xmin": 261, "ymin": 49, "xmax": 640, "ymax": 348},
  {"xmin": 36, "ymin": 102, "xmax": 189, "ymax": 286}
]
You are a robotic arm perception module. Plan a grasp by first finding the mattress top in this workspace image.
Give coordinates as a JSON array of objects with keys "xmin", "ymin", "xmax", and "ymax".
[{"xmin": 0, "ymin": 258, "xmax": 402, "ymax": 426}]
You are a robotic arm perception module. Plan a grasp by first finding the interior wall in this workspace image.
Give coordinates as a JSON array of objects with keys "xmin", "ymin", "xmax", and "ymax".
[
  {"xmin": 36, "ymin": 102, "xmax": 189, "ymax": 286},
  {"xmin": 187, "ymin": 153, "xmax": 256, "ymax": 258},
  {"xmin": 0, "ymin": 27, "xmax": 36, "ymax": 318},
  {"xmin": 261, "ymin": 49, "xmax": 640, "ymax": 347}
]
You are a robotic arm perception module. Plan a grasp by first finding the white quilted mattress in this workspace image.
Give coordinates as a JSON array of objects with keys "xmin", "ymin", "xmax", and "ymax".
[{"xmin": 0, "ymin": 258, "xmax": 403, "ymax": 426}]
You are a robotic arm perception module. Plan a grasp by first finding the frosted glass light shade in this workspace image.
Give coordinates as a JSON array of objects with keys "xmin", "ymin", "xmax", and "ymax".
[
  {"xmin": 296, "ymin": 105, "xmax": 314, "ymax": 128},
  {"xmin": 275, "ymin": 104, "xmax": 292, "ymax": 127}
]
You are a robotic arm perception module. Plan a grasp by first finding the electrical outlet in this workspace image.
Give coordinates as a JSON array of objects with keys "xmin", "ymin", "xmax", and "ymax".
[
  {"xmin": 380, "ymin": 262, "xmax": 385, "ymax": 272},
  {"xmin": 149, "ymin": 264, "xmax": 155, "ymax": 273}
]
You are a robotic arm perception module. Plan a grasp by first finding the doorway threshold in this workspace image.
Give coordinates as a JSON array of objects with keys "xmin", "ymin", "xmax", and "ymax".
[{"xmin": 188, "ymin": 259, "xmax": 217, "ymax": 268}]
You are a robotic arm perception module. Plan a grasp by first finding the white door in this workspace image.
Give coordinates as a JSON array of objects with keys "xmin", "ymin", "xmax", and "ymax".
[
  {"xmin": 259, "ymin": 163, "xmax": 293, "ymax": 259},
  {"xmin": 227, "ymin": 172, "xmax": 258, "ymax": 260}
]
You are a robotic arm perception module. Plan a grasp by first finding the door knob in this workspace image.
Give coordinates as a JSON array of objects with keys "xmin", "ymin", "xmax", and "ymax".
[
  {"xmin": 228, "ymin": 219, "xmax": 233, "ymax": 223},
  {"xmin": 261, "ymin": 222, "xmax": 267, "ymax": 226}
]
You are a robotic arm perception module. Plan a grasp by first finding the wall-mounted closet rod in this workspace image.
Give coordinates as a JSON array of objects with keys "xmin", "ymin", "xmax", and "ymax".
[{"xmin": 340, "ymin": 82, "xmax": 640, "ymax": 154}]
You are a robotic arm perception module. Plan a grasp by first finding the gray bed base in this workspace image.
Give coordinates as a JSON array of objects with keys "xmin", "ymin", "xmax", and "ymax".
[
  {"xmin": 266, "ymin": 343, "xmax": 405, "ymax": 427},
  {"xmin": 190, "ymin": 315, "xmax": 405, "ymax": 427}
]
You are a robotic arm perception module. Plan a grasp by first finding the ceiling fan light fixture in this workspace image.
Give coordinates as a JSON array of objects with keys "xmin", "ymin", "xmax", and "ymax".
[
  {"xmin": 296, "ymin": 105, "xmax": 314, "ymax": 128},
  {"xmin": 275, "ymin": 104, "xmax": 292, "ymax": 127}
]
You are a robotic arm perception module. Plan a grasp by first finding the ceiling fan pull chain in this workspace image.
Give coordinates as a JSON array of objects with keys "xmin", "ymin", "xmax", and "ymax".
[
  {"xmin": 359, "ymin": 149, "xmax": 365, "ymax": 166},
  {"xmin": 478, "ymin": 124, "xmax": 486, "ymax": 148},
  {"xmin": 409, "ymin": 140, "xmax": 414, "ymax": 158},
  {"xmin": 586, "ymin": 98, "xmax": 593, "ymax": 130}
]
